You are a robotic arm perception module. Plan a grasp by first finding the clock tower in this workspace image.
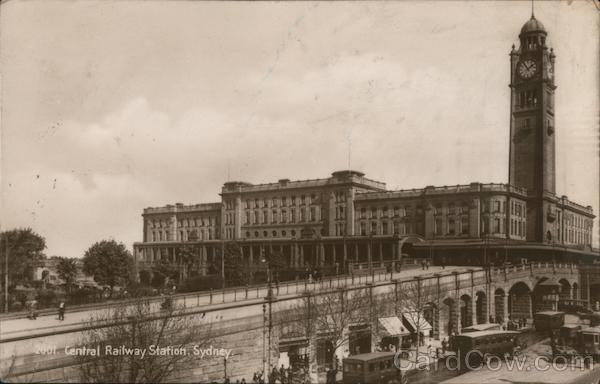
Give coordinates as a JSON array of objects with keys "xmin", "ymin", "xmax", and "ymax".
[{"xmin": 508, "ymin": 14, "xmax": 557, "ymax": 242}]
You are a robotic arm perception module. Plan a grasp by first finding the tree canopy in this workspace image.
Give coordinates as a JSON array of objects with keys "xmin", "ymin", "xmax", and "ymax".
[
  {"xmin": 56, "ymin": 257, "xmax": 78, "ymax": 290},
  {"xmin": 223, "ymin": 242, "xmax": 246, "ymax": 286},
  {"xmin": 0, "ymin": 228, "xmax": 46, "ymax": 285},
  {"xmin": 82, "ymin": 240, "xmax": 132, "ymax": 291}
]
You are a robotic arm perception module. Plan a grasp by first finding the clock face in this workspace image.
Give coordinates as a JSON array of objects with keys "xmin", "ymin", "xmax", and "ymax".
[{"xmin": 518, "ymin": 60, "xmax": 537, "ymax": 79}]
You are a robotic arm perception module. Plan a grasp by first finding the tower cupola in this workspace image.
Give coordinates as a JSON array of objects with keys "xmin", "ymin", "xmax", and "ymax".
[{"xmin": 519, "ymin": 15, "xmax": 547, "ymax": 51}]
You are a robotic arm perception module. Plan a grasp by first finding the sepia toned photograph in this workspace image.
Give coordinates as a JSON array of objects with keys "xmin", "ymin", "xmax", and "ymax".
[{"xmin": 0, "ymin": 1, "xmax": 598, "ymax": 383}]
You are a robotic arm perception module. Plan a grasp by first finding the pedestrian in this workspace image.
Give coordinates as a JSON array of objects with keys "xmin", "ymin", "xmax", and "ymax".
[
  {"xmin": 279, "ymin": 364, "xmax": 286, "ymax": 384},
  {"xmin": 421, "ymin": 260, "xmax": 426, "ymax": 270},
  {"xmin": 270, "ymin": 366, "xmax": 279, "ymax": 384},
  {"xmin": 426, "ymin": 260, "xmax": 430, "ymax": 270},
  {"xmin": 441, "ymin": 338, "xmax": 447, "ymax": 355},
  {"xmin": 27, "ymin": 300, "xmax": 38, "ymax": 320},
  {"xmin": 58, "ymin": 301, "xmax": 66, "ymax": 321}
]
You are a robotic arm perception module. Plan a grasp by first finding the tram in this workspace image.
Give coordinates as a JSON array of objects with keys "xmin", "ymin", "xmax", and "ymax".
[{"xmin": 452, "ymin": 330, "xmax": 521, "ymax": 370}]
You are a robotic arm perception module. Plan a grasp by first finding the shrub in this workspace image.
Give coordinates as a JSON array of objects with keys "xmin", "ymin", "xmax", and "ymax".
[
  {"xmin": 126, "ymin": 282, "xmax": 156, "ymax": 298},
  {"xmin": 139, "ymin": 270, "xmax": 151, "ymax": 286},
  {"xmin": 68, "ymin": 287, "xmax": 99, "ymax": 306},
  {"xmin": 36, "ymin": 289, "xmax": 57, "ymax": 307},
  {"xmin": 178, "ymin": 275, "xmax": 223, "ymax": 293}
]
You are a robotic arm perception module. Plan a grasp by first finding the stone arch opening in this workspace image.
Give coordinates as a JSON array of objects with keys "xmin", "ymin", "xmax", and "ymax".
[
  {"xmin": 508, "ymin": 281, "xmax": 532, "ymax": 322},
  {"xmin": 494, "ymin": 288, "xmax": 506, "ymax": 324},
  {"xmin": 460, "ymin": 294, "xmax": 473, "ymax": 329},
  {"xmin": 572, "ymin": 282, "xmax": 579, "ymax": 300},
  {"xmin": 441, "ymin": 297, "xmax": 457, "ymax": 337},
  {"xmin": 558, "ymin": 278, "xmax": 572, "ymax": 301},
  {"xmin": 533, "ymin": 277, "xmax": 560, "ymax": 312},
  {"xmin": 423, "ymin": 302, "xmax": 439, "ymax": 339},
  {"xmin": 475, "ymin": 291, "xmax": 487, "ymax": 324}
]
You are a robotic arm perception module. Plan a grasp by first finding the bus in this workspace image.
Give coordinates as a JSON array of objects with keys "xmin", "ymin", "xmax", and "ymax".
[
  {"xmin": 534, "ymin": 311, "xmax": 565, "ymax": 332},
  {"xmin": 560, "ymin": 324, "xmax": 582, "ymax": 346},
  {"xmin": 452, "ymin": 330, "xmax": 521, "ymax": 370},
  {"xmin": 342, "ymin": 352, "xmax": 405, "ymax": 384},
  {"xmin": 577, "ymin": 326, "xmax": 600, "ymax": 358}
]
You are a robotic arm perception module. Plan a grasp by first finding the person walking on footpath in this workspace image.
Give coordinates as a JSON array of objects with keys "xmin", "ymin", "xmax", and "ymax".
[{"xmin": 58, "ymin": 301, "xmax": 66, "ymax": 321}]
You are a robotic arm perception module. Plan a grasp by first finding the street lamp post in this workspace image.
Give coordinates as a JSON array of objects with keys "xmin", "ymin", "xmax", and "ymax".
[{"xmin": 262, "ymin": 302, "xmax": 267, "ymax": 376}]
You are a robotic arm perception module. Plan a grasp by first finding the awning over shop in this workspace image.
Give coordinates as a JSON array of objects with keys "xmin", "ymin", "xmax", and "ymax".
[
  {"xmin": 402, "ymin": 312, "xmax": 432, "ymax": 333},
  {"xmin": 378, "ymin": 316, "xmax": 410, "ymax": 337}
]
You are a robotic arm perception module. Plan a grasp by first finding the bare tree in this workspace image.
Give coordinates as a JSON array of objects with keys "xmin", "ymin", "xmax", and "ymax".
[
  {"xmin": 277, "ymin": 286, "xmax": 383, "ymax": 376},
  {"xmin": 396, "ymin": 278, "xmax": 438, "ymax": 362},
  {"xmin": 76, "ymin": 299, "xmax": 212, "ymax": 383}
]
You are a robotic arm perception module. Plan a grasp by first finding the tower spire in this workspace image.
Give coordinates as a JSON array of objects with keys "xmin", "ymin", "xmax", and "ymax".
[{"xmin": 531, "ymin": 0, "xmax": 535, "ymax": 18}]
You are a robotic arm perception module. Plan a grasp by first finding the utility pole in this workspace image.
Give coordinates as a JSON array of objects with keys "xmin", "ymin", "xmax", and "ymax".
[
  {"xmin": 221, "ymin": 238, "xmax": 225, "ymax": 289},
  {"xmin": 4, "ymin": 231, "xmax": 8, "ymax": 313}
]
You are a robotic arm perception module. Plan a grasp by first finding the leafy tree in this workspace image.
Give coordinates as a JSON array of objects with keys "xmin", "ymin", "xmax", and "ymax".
[
  {"xmin": 151, "ymin": 259, "xmax": 179, "ymax": 288},
  {"xmin": 223, "ymin": 242, "xmax": 246, "ymax": 286},
  {"xmin": 77, "ymin": 298, "xmax": 213, "ymax": 383},
  {"xmin": 138, "ymin": 270, "xmax": 151, "ymax": 286},
  {"xmin": 82, "ymin": 240, "xmax": 132, "ymax": 295},
  {"xmin": 175, "ymin": 243, "xmax": 200, "ymax": 280},
  {"xmin": 56, "ymin": 257, "xmax": 78, "ymax": 292},
  {"xmin": 267, "ymin": 250, "xmax": 287, "ymax": 282},
  {"xmin": 0, "ymin": 228, "xmax": 46, "ymax": 286}
]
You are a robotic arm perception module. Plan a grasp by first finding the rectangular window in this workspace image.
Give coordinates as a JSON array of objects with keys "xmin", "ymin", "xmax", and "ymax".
[
  {"xmin": 382, "ymin": 222, "xmax": 388, "ymax": 235},
  {"xmin": 493, "ymin": 218, "xmax": 500, "ymax": 233},
  {"xmin": 448, "ymin": 204, "xmax": 455, "ymax": 215},
  {"xmin": 448, "ymin": 219, "xmax": 455, "ymax": 235},
  {"xmin": 461, "ymin": 216, "xmax": 469, "ymax": 234},
  {"xmin": 435, "ymin": 219, "xmax": 443, "ymax": 236}
]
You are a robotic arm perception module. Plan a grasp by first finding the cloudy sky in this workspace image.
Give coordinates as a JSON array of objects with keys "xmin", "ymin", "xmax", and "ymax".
[{"xmin": 1, "ymin": 1, "xmax": 598, "ymax": 258}]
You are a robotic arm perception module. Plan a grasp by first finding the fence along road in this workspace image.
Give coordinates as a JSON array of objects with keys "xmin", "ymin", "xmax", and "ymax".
[{"xmin": 0, "ymin": 265, "xmax": 465, "ymax": 342}]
